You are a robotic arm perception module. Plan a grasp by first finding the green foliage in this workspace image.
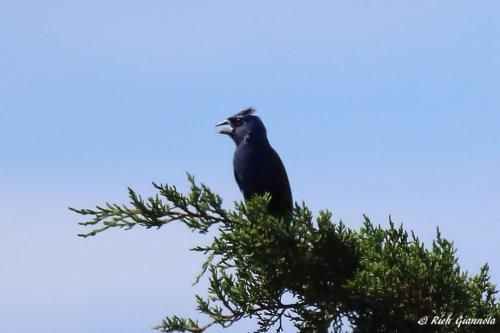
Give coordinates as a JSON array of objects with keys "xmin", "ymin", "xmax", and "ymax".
[{"xmin": 71, "ymin": 175, "xmax": 500, "ymax": 332}]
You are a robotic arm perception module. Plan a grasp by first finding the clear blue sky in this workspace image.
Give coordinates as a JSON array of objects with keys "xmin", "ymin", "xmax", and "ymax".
[{"xmin": 1, "ymin": 1, "xmax": 499, "ymax": 332}]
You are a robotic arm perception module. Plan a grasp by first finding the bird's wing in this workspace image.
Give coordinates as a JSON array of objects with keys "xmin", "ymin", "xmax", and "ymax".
[
  {"xmin": 266, "ymin": 147, "xmax": 293, "ymax": 215},
  {"xmin": 234, "ymin": 144, "xmax": 292, "ymax": 216}
]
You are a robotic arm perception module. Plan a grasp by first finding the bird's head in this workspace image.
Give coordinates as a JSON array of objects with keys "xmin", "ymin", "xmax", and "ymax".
[{"xmin": 216, "ymin": 107, "xmax": 268, "ymax": 145}]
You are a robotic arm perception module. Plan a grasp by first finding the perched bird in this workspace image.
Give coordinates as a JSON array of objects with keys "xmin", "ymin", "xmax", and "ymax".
[{"xmin": 216, "ymin": 107, "xmax": 293, "ymax": 218}]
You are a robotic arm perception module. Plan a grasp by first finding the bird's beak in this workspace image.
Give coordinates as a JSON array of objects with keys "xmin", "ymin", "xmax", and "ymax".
[{"xmin": 215, "ymin": 119, "xmax": 233, "ymax": 135}]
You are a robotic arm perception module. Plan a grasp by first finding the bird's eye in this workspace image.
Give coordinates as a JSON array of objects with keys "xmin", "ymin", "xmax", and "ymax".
[{"xmin": 231, "ymin": 118, "xmax": 243, "ymax": 127}]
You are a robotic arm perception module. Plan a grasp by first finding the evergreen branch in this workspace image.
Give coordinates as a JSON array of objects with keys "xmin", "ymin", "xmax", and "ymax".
[
  {"xmin": 72, "ymin": 175, "xmax": 500, "ymax": 332},
  {"xmin": 71, "ymin": 175, "xmax": 230, "ymax": 237}
]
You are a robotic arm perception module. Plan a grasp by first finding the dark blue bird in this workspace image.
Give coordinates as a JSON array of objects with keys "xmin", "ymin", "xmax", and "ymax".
[{"xmin": 216, "ymin": 107, "xmax": 293, "ymax": 218}]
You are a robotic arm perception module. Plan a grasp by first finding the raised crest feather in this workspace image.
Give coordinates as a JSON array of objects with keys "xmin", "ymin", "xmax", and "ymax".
[{"xmin": 232, "ymin": 107, "xmax": 256, "ymax": 118}]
